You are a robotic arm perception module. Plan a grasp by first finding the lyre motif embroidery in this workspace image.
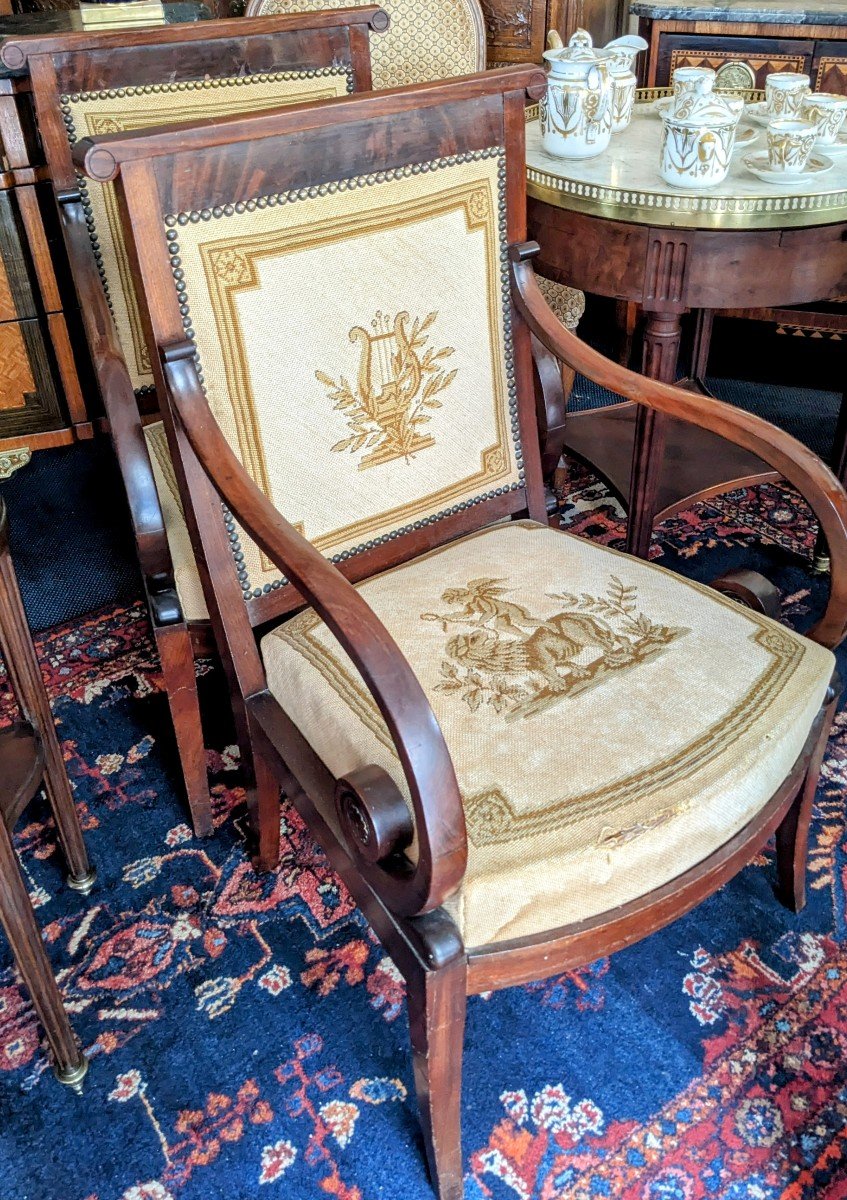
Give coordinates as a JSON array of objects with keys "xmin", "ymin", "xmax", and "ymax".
[
  {"xmin": 317, "ymin": 311, "xmax": 457, "ymax": 470},
  {"xmin": 423, "ymin": 576, "xmax": 688, "ymax": 720}
]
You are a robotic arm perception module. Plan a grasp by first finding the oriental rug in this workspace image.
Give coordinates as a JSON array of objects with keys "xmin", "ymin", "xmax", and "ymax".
[{"xmin": 1, "ymin": 472, "xmax": 846, "ymax": 1200}]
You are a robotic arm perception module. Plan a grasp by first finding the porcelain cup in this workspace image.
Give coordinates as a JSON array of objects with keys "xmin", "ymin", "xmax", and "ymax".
[
  {"xmin": 800, "ymin": 92, "xmax": 847, "ymax": 144},
  {"xmin": 766, "ymin": 117, "xmax": 817, "ymax": 172},
  {"xmin": 765, "ymin": 72, "xmax": 811, "ymax": 117}
]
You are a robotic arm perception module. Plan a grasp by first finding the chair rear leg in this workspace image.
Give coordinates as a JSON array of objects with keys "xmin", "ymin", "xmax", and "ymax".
[
  {"xmin": 156, "ymin": 624, "xmax": 213, "ymax": 838},
  {"xmin": 777, "ymin": 680, "xmax": 840, "ymax": 912},
  {"xmin": 407, "ymin": 955, "xmax": 467, "ymax": 1200},
  {"xmin": 0, "ymin": 822, "xmax": 87, "ymax": 1091},
  {"xmin": 244, "ymin": 720, "xmax": 281, "ymax": 872}
]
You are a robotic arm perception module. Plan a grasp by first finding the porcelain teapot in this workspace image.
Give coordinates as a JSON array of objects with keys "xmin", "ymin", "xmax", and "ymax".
[
  {"xmin": 546, "ymin": 28, "xmax": 648, "ymax": 135},
  {"xmin": 541, "ymin": 32, "xmax": 613, "ymax": 159}
]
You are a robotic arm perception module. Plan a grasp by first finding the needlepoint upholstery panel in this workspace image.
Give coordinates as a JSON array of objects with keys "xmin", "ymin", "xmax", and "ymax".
[
  {"xmin": 249, "ymin": 0, "xmax": 483, "ymax": 89},
  {"xmin": 62, "ymin": 70, "xmax": 354, "ymax": 394},
  {"xmin": 144, "ymin": 420, "xmax": 208, "ymax": 620},
  {"xmin": 163, "ymin": 150, "xmax": 523, "ymax": 601},
  {"xmin": 259, "ymin": 520, "xmax": 835, "ymax": 948}
]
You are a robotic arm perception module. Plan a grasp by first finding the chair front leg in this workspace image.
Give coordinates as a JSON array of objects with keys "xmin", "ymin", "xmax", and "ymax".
[
  {"xmin": 776, "ymin": 677, "xmax": 841, "ymax": 912},
  {"xmin": 155, "ymin": 624, "xmax": 212, "ymax": 838},
  {"xmin": 407, "ymin": 950, "xmax": 467, "ymax": 1200},
  {"xmin": 0, "ymin": 822, "xmax": 87, "ymax": 1092}
]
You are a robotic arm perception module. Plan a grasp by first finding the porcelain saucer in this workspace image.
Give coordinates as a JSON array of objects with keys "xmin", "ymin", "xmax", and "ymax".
[
  {"xmin": 818, "ymin": 131, "xmax": 847, "ymax": 154},
  {"xmin": 733, "ymin": 124, "xmax": 758, "ymax": 148},
  {"xmin": 746, "ymin": 100, "xmax": 777, "ymax": 126},
  {"xmin": 743, "ymin": 150, "xmax": 833, "ymax": 184}
]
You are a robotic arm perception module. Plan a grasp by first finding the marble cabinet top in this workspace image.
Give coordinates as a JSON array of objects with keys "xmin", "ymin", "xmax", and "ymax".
[
  {"xmin": 629, "ymin": 0, "xmax": 847, "ymax": 26},
  {"xmin": 525, "ymin": 96, "xmax": 847, "ymax": 229}
]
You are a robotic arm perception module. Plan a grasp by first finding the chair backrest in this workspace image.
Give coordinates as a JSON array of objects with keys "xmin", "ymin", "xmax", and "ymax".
[
  {"xmin": 3, "ymin": 11, "xmax": 383, "ymax": 396},
  {"xmin": 74, "ymin": 68, "xmax": 547, "ymax": 633},
  {"xmin": 245, "ymin": 0, "xmax": 485, "ymax": 89}
]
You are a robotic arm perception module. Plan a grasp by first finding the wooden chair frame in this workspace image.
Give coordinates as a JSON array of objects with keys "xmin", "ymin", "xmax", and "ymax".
[
  {"xmin": 75, "ymin": 68, "xmax": 847, "ymax": 1198},
  {"xmin": 2, "ymin": 10, "xmax": 385, "ymax": 841}
]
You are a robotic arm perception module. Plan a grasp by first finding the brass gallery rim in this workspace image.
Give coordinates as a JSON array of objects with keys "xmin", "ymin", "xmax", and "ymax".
[{"xmin": 525, "ymin": 91, "xmax": 847, "ymax": 231}]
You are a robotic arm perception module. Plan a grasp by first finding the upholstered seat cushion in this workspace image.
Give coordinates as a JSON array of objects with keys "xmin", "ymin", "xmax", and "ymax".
[
  {"xmin": 144, "ymin": 421, "xmax": 208, "ymax": 621},
  {"xmin": 260, "ymin": 520, "xmax": 834, "ymax": 949}
]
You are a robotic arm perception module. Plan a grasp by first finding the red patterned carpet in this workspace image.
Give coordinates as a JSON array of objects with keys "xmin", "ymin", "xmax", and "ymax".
[{"xmin": 1, "ymin": 474, "xmax": 846, "ymax": 1199}]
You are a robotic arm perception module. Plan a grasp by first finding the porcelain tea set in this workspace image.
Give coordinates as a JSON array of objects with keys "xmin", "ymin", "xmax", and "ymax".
[{"xmin": 539, "ymin": 29, "xmax": 847, "ymax": 190}]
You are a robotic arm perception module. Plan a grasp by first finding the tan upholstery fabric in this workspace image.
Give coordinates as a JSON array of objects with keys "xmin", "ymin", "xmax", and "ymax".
[
  {"xmin": 537, "ymin": 273, "xmax": 586, "ymax": 332},
  {"xmin": 144, "ymin": 421, "xmax": 208, "ymax": 621},
  {"xmin": 62, "ymin": 70, "xmax": 353, "ymax": 393},
  {"xmin": 260, "ymin": 520, "xmax": 834, "ymax": 949},
  {"xmin": 166, "ymin": 151, "xmax": 523, "ymax": 600},
  {"xmin": 247, "ymin": 0, "xmax": 485, "ymax": 89}
]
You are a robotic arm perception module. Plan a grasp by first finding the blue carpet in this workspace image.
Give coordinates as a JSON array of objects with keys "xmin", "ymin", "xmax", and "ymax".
[{"xmin": 1, "ymin": 458, "xmax": 847, "ymax": 1198}]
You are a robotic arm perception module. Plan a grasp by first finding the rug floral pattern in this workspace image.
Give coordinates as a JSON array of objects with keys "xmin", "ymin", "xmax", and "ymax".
[{"xmin": 1, "ymin": 472, "xmax": 846, "ymax": 1199}]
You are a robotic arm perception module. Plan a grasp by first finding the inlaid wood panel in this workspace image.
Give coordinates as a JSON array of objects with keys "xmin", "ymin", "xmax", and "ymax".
[
  {"xmin": 664, "ymin": 40, "xmax": 812, "ymax": 89},
  {"xmin": 816, "ymin": 51, "xmax": 847, "ymax": 96},
  {"xmin": 0, "ymin": 318, "xmax": 63, "ymax": 434},
  {"xmin": 0, "ymin": 189, "xmax": 38, "ymax": 321}
]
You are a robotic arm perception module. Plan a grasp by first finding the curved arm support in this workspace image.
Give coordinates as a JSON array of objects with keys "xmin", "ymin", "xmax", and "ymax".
[
  {"xmin": 161, "ymin": 342, "xmax": 467, "ymax": 919},
  {"xmin": 58, "ymin": 192, "xmax": 172, "ymax": 588},
  {"xmin": 511, "ymin": 242, "xmax": 847, "ymax": 648}
]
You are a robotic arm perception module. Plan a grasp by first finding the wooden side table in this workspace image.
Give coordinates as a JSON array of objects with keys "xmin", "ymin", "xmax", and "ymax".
[
  {"xmin": 0, "ymin": 493, "xmax": 95, "ymax": 1090},
  {"xmin": 526, "ymin": 90, "xmax": 847, "ymax": 558}
]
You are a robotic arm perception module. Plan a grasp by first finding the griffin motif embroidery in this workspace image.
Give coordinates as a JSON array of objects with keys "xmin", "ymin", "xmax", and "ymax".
[
  {"xmin": 422, "ymin": 576, "xmax": 688, "ymax": 720},
  {"xmin": 316, "ymin": 310, "xmax": 456, "ymax": 470}
]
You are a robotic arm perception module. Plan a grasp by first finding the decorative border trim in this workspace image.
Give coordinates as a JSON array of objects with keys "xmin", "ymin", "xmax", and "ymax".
[
  {"xmin": 527, "ymin": 88, "xmax": 847, "ymax": 230},
  {"xmin": 163, "ymin": 148, "xmax": 525, "ymax": 602}
]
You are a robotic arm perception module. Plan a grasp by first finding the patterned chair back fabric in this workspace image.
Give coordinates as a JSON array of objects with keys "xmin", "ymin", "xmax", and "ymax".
[
  {"xmin": 64, "ymin": 69, "xmax": 356, "ymax": 396},
  {"xmin": 160, "ymin": 141, "xmax": 524, "ymax": 603},
  {"xmin": 245, "ymin": 0, "xmax": 486, "ymax": 88}
]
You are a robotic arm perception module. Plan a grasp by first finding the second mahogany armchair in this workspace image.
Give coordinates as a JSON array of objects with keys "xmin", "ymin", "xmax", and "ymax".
[
  {"xmin": 0, "ymin": 10, "xmax": 384, "ymax": 841},
  {"xmin": 74, "ymin": 69, "xmax": 847, "ymax": 1198}
]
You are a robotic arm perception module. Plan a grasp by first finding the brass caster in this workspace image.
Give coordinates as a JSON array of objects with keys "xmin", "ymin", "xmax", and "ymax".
[
  {"xmin": 813, "ymin": 553, "xmax": 831, "ymax": 576},
  {"xmin": 66, "ymin": 865, "xmax": 97, "ymax": 895},
  {"xmin": 54, "ymin": 1057, "xmax": 88, "ymax": 1094}
]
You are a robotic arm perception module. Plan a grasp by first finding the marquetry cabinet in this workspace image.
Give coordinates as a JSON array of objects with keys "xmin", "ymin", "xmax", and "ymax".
[{"xmin": 632, "ymin": 3, "xmax": 847, "ymax": 94}]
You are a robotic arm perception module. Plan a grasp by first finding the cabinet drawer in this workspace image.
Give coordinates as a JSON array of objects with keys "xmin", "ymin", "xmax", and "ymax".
[
  {"xmin": 657, "ymin": 35, "xmax": 814, "ymax": 89},
  {"xmin": 0, "ymin": 318, "xmax": 65, "ymax": 437}
]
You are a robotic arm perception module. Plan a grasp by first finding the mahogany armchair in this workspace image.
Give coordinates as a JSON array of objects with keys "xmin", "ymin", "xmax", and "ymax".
[
  {"xmin": 0, "ymin": 11, "xmax": 384, "ymax": 841},
  {"xmin": 74, "ymin": 69, "xmax": 847, "ymax": 1198},
  {"xmin": 0, "ymin": 497, "xmax": 94, "ymax": 1093}
]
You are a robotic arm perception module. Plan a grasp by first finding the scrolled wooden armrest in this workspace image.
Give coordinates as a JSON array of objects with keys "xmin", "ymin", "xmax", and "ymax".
[
  {"xmin": 511, "ymin": 241, "xmax": 847, "ymax": 649},
  {"xmin": 161, "ymin": 342, "xmax": 467, "ymax": 919},
  {"xmin": 57, "ymin": 191, "xmax": 171, "ymax": 584}
]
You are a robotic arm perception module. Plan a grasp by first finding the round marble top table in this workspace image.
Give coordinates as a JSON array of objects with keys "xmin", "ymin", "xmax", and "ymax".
[{"xmin": 526, "ymin": 91, "xmax": 847, "ymax": 559}]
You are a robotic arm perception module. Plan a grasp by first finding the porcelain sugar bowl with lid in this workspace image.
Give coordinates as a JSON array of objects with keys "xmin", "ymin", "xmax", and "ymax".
[{"xmin": 659, "ymin": 91, "xmax": 741, "ymax": 188}]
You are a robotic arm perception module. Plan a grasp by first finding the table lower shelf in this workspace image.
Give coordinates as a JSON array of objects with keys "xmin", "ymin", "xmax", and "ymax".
[{"xmin": 564, "ymin": 401, "xmax": 780, "ymax": 524}]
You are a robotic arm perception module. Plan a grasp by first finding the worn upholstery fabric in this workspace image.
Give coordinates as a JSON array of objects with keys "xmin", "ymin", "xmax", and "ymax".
[
  {"xmin": 536, "ymin": 272, "xmax": 586, "ymax": 332},
  {"xmin": 62, "ymin": 69, "xmax": 353, "ymax": 393},
  {"xmin": 166, "ymin": 151, "xmax": 523, "ymax": 600},
  {"xmin": 260, "ymin": 520, "xmax": 834, "ymax": 949},
  {"xmin": 143, "ymin": 421, "xmax": 208, "ymax": 621},
  {"xmin": 247, "ymin": 0, "xmax": 484, "ymax": 89}
]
